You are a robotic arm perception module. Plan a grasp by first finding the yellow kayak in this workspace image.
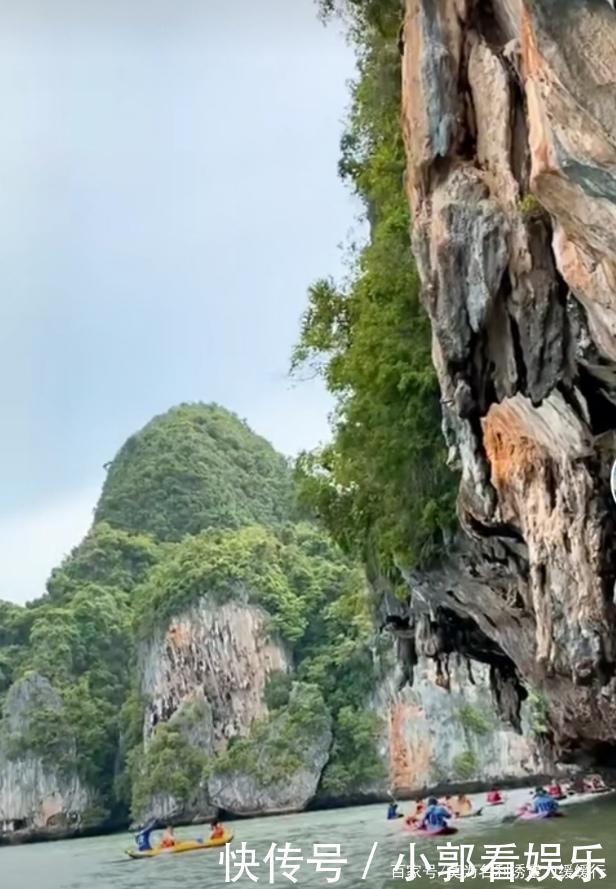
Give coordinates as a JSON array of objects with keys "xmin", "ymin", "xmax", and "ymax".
[{"xmin": 126, "ymin": 832, "xmax": 233, "ymax": 859}]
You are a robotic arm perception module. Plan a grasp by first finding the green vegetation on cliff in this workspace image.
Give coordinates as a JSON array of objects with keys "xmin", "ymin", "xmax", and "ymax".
[
  {"xmin": 133, "ymin": 522, "xmax": 354, "ymax": 642},
  {"xmin": 0, "ymin": 402, "xmax": 386, "ymax": 827},
  {"xmin": 130, "ymin": 721, "xmax": 209, "ymax": 821},
  {"xmin": 293, "ymin": 0, "xmax": 455, "ymax": 573},
  {"xmin": 95, "ymin": 404, "xmax": 294, "ymax": 541},
  {"xmin": 131, "ymin": 522, "xmax": 384, "ymax": 810},
  {"xmin": 213, "ymin": 683, "xmax": 331, "ymax": 786}
]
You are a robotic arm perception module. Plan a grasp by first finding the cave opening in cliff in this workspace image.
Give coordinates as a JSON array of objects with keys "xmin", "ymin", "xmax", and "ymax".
[
  {"xmin": 562, "ymin": 739, "xmax": 616, "ymax": 771},
  {"xmin": 574, "ymin": 366, "xmax": 616, "ymax": 436},
  {"xmin": 414, "ymin": 604, "xmax": 528, "ymax": 731}
]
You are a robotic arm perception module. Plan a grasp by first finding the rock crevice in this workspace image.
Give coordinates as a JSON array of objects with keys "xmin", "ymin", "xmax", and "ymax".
[{"xmin": 401, "ymin": 0, "xmax": 616, "ymax": 758}]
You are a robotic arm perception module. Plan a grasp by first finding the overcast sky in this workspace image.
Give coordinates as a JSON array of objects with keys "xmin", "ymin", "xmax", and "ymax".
[{"xmin": 0, "ymin": 0, "xmax": 358, "ymax": 604}]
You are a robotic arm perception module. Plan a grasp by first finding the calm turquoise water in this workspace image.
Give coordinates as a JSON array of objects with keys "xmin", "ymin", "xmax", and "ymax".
[{"xmin": 1, "ymin": 789, "xmax": 613, "ymax": 888}]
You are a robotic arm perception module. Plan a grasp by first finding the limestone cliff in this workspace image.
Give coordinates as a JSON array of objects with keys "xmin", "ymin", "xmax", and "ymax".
[
  {"xmin": 375, "ymin": 655, "xmax": 541, "ymax": 794},
  {"xmin": 134, "ymin": 599, "xmax": 334, "ymax": 821},
  {"xmin": 397, "ymin": 0, "xmax": 616, "ymax": 762},
  {"xmin": 140, "ymin": 599, "xmax": 290, "ymax": 747},
  {"xmin": 0, "ymin": 675, "xmax": 96, "ymax": 841}
]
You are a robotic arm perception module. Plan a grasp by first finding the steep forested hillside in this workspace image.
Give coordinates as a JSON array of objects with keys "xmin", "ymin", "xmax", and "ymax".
[
  {"xmin": 95, "ymin": 403, "xmax": 294, "ymax": 541},
  {"xmin": 0, "ymin": 404, "xmax": 384, "ymax": 836}
]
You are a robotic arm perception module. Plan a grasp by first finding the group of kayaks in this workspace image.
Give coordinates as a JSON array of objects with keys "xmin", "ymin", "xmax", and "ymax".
[
  {"xmin": 125, "ymin": 777, "xmax": 613, "ymax": 857},
  {"xmin": 388, "ymin": 778, "xmax": 613, "ymax": 839}
]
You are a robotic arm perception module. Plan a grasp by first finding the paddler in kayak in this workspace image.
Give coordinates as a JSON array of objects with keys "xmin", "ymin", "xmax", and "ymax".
[
  {"xmin": 159, "ymin": 826, "xmax": 177, "ymax": 849},
  {"xmin": 210, "ymin": 820, "xmax": 226, "ymax": 840},
  {"xmin": 404, "ymin": 799, "xmax": 425, "ymax": 828},
  {"xmin": 419, "ymin": 797, "xmax": 452, "ymax": 833},
  {"xmin": 486, "ymin": 787, "xmax": 504, "ymax": 805},
  {"xmin": 386, "ymin": 801, "xmax": 402, "ymax": 820},
  {"xmin": 531, "ymin": 787, "xmax": 559, "ymax": 816},
  {"xmin": 135, "ymin": 822, "xmax": 156, "ymax": 852},
  {"xmin": 585, "ymin": 774, "xmax": 608, "ymax": 793},
  {"xmin": 547, "ymin": 778, "xmax": 565, "ymax": 800}
]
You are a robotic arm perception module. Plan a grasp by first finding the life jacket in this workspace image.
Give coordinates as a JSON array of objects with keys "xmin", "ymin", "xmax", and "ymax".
[
  {"xmin": 136, "ymin": 828, "xmax": 153, "ymax": 851},
  {"xmin": 423, "ymin": 805, "xmax": 448, "ymax": 830},
  {"xmin": 534, "ymin": 795, "xmax": 557, "ymax": 814}
]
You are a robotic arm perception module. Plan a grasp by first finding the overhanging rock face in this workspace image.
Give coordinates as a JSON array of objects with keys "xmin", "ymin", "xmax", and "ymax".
[{"xmin": 400, "ymin": 0, "xmax": 616, "ymax": 759}]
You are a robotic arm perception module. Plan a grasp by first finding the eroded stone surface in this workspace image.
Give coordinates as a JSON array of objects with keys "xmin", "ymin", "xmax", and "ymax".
[
  {"xmin": 400, "ymin": 0, "xmax": 616, "ymax": 759},
  {"xmin": 0, "ymin": 675, "xmax": 95, "ymax": 837},
  {"xmin": 374, "ymin": 656, "xmax": 541, "ymax": 792},
  {"xmin": 140, "ymin": 599, "xmax": 290, "ymax": 748}
]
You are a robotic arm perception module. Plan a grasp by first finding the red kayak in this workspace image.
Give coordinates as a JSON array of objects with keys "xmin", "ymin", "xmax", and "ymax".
[
  {"xmin": 486, "ymin": 800, "xmax": 505, "ymax": 807},
  {"xmin": 406, "ymin": 824, "xmax": 458, "ymax": 837},
  {"xmin": 517, "ymin": 809, "xmax": 564, "ymax": 821}
]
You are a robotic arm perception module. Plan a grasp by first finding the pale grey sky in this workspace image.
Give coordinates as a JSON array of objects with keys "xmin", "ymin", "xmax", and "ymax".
[{"xmin": 0, "ymin": 0, "xmax": 358, "ymax": 603}]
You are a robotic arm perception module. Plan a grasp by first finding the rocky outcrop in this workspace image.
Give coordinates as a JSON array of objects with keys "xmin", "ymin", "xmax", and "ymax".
[
  {"xmin": 140, "ymin": 598, "xmax": 290, "ymax": 747},
  {"xmin": 137, "ymin": 601, "xmax": 338, "ymax": 819},
  {"xmin": 208, "ymin": 684, "xmax": 333, "ymax": 816},
  {"xmin": 0, "ymin": 675, "xmax": 96, "ymax": 840},
  {"xmin": 135, "ymin": 696, "xmax": 217, "ymax": 826},
  {"xmin": 400, "ymin": 0, "xmax": 616, "ymax": 760},
  {"xmin": 375, "ymin": 656, "xmax": 542, "ymax": 793}
]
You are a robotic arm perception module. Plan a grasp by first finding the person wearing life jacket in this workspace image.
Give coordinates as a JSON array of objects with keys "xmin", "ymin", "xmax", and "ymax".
[
  {"xmin": 532, "ymin": 787, "xmax": 559, "ymax": 815},
  {"xmin": 486, "ymin": 787, "xmax": 503, "ymax": 804},
  {"xmin": 210, "ymin": 820, "xmax": 226, "ymax": 840},
  {"xmin": 419, "ymin": 797, "xmax": 452, "ymax": 832},
  {"xmin": 548, "ymin": 778, "xmax": 564, "ymax": 799},
  {"xmin": 159, "ymin": 826, "xmax": 176, "ymax": 849},
  {"xmin": 135, "ymin": 822, "xmax": 156, "ymax": 852}
]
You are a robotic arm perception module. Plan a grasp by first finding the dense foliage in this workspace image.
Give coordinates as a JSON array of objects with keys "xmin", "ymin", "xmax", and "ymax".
[
  {"xmin": 133, "ymin": 522, "xmax": 349, "ymax": 642},
  {"xmin": 95, "ymin": 404, "xmax": 294, "ymax": 541},
  {"xmin": 131, "ymin": 522, "xmax": 385, "ymax": 809},
  {"xmin": 292, "ymin": 0, "xmax": 455, "ymax": 573},
  {"xmin": 213, "ymin": 683, "xmax": 331, "ymax": 785},
  {"xmin": 46, "ymin": 523, "xmax": 161, "ymax": 602},
  {"xmin": 0, "ymin": 402, "xmax": 386, "ymax": 827},
  {"xmin": 130, "ymin": 722, "xmax": 209, "ymax": 821}
]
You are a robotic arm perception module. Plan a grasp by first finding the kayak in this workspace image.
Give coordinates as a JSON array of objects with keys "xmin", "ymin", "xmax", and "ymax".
[
  {"xmin": 486, "ymin": 800, "xmax": 505, "ymax": 807},
  {"xmin": 406, "ymin": 824, "xmax": 458, "ymax": 837},
  {"xmin": 126, "ymin": 832, "xmax": 233, "ymax": 859},
  {"xmin": 517, "ymin": 810, "xmax": 563, "ymax": 822},
  {"xmin": 457, "ymin": 808, "xmax": 483, "ymax": 819}
]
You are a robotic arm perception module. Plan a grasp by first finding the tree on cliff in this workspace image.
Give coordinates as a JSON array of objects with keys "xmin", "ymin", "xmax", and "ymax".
[{"xmin": 292, "ymin": 0, "xmax": 456, "ymax": 574}]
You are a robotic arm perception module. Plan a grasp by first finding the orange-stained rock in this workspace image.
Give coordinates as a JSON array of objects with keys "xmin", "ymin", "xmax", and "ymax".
[
  {"xmin": 401, "ymin": 0, "xmax": 616, "ymax": 755},
  {"xmin": 375, "ymin": 657, "xmax": 541, "ymax": 793}
]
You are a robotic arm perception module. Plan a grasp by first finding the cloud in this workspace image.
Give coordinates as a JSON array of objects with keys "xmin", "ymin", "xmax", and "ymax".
[{"xmin": 0, "ymin": 483, "xmax": 100, "ymax": 605}]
